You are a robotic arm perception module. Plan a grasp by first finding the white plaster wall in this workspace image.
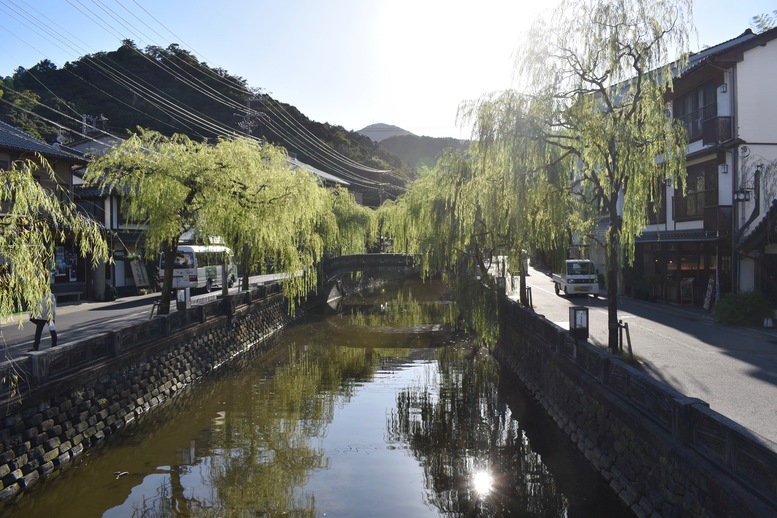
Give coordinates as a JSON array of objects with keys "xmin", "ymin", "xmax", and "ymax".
[
  {"xmin": 674, "ymin": 220, "xmax": 704, "ymax": 231},
  {"xmin": 719, "ymin": 150, "xmax": 734, "ymax": 207},
  {"xmin": 739, "ymin": 256, "xmax": 756, "ymax": 292},
  {"xmin": 115, "ymin": 260, "xmax": 126, "ymax": 288},
  {"xmin": 717, "ymin": 72, "xmax": 732, "ymax": 117},
  {"xmin": 735, "ymin": 41, "xmax": 777, "ymax": 266},
  {"xmin": 737, "ymin": 42, "xmax": 777, "ymax": 144}
]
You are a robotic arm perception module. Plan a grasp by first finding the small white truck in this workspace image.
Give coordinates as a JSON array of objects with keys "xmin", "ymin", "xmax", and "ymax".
[{"xmin": 552, "ymin": 259, "xmax": 599, "ymax": 297}]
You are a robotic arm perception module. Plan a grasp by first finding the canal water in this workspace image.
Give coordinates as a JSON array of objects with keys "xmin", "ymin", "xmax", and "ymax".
[{"xmin": 11, "ymin": 278, "xmax": 631, "ymax": 517}]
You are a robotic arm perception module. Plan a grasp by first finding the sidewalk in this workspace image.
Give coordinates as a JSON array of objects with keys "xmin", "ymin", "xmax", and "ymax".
[
  {"xmin": 0, "ymin": 273, "xmax": 287, "ymax": 363},
  {"xmin": 516, "ymin": 266, "xmax": 777, "ymax": 445}
]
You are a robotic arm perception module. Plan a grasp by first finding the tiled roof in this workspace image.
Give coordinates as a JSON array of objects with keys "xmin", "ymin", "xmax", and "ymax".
[
  {"xmin": 0, "ymin": 120, "xmax": 85, "ymax": 163},
  {"xmin": 72, "ymin": 185, "xmax": 105, "ymax": 198},
  {"xmin": 680, "ymin": 26, "xmax": 777, "ymax": 76},
  {"xmin": 287, "ymin": 156, "xmax": 349, "ymax": 186},
  {"xmin": 740, "ymin": 200, "xmax": 777, "ymax": 253}
]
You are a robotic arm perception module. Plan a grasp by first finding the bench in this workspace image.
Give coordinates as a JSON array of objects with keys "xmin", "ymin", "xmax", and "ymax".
[
  {"xmin": 53, "ymin": 291, "xmax": 82, "ymax": 302},
  {"xmin": 52, "ymin": 283, "xmax": 86, "ymax": 302}
]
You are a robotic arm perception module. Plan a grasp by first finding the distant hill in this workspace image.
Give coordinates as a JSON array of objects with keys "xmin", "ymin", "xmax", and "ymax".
[
  {"xmin": 358, "ymin": 123, "xmax": 414, "ymax": 143},
  {"xmin": 379, "ymin": 134, "xmax": 469, "ymax": 170},
  {"xmin": 0, "ymin": 41, "xmax": 412, "ymax": 206}
]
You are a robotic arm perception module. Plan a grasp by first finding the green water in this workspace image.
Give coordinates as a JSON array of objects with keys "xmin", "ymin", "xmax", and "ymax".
[{"xmin": 10, "ymin": 278, "xmax": 630, "ymax": 517}]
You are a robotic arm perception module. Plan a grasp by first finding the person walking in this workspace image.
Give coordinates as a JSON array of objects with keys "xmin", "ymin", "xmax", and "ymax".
[{"xmin": 29, "ymin": 292, "xmax": 57, "ymax": 351}]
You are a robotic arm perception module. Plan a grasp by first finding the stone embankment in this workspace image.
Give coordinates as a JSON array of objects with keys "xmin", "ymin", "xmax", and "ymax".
[
  {"xmin": 0, "ymin": 286, "xmax": 299, "ymax": 506},
  {"xmin": 495, "ymin": 297, "xmax": 777, "ymax": 517}
]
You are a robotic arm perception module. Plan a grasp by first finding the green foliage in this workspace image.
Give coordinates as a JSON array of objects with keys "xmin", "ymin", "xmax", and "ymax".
[
  {"xmin": 519, "ymin": 0, "xmax": 692, "ymax": 261},
  {"xmin": 515, "ymin": 0, "xmax": 693, "ymax": 350},
  {"xmin": 0, "ymin": 156, "xmax": 109, "ymax": 320},
  {"xmin": 0, "ymin": 81, "xmax": 52, "ymax": 140},
  {"xmin": 85, "ymin": 131, "xmax": 375, "ymax": 311},
  {"xmin": 712, "ymin": 291, "xmax": 773, "ymax": 327},
  {"xmin": 752, "ymin": 10, "xmax": 777, "ymax": 32},
  {"xmin": 380, "ymin": 0, "xmax": 695, "ymax": 351},
  {"xmin": 378, "ymin": 87, "xmax": 572, "ymax": 346},
  {"xmin": 328, "ymin": 187, "xmax": 376, "ymax": 256},
  {"xmin": 377, "ymin": 146, "xmax": 517, "ymax": 348},
  {"xmin": 198, "ymin": 136, "xmax": 333, "ymax": 305}
]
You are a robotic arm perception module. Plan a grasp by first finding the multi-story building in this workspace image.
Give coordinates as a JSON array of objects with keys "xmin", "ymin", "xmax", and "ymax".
[
  {"xmin": 70, "ymin": 134, "xmax": 152, "ymax": 299},
  {"xmin": 627, "ymin": 26, "xmax": 777, "ymax": 307},
  {"xmin": 0, "ymin": 120, "xmax": 96, "ymax": 300}
]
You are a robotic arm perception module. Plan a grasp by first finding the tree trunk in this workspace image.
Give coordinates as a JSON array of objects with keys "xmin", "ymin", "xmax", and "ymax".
[
  {"xmin": 607, "ymin": 214, "xmax": 620, "ymax": 353},
  {"xmin": 518, "ymin": 250, "xmax": 528, "ymax": 306},
  {"xmin": 159, "ymin": 240, "xmax": 176, "ymax": 315},
  {"xmin": 241, "ymin": 244, "xmax": 251, "ymax": 291}
]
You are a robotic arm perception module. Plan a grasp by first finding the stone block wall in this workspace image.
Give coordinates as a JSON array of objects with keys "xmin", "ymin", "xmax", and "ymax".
[
  {"xmin": 0, "ymin": 288, "xmax": 297, "ymax": 506},
  {"xmin": 495, "ymin": 297, "xmax": 777, "ymax": 517}
]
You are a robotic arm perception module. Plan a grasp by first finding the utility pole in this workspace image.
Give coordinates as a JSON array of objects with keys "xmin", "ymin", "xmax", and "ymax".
[{"xmin": 234, "ymin": 97, "xmax": 259, "ymax": 136}]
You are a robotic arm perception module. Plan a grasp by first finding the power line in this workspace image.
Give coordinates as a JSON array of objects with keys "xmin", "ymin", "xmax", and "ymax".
[{"xmin": 0, "ymin": 0, "xmax": 406, "ymax": 192}]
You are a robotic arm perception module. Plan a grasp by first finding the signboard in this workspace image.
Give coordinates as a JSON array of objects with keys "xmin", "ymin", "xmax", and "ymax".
[
  {"xmin": 130, "ymin": 259, "xmax": 151, "ymax": 288},
  {"xmin": 680, "ymin": 277, "xmax": 694, "ymax": 306},
  {"xmin": 54, "ymin": 245, "xmax": 78, "ymax": 282},
  {"xmin": 703, "ymin": 277, "xmax": 715, "ymax": 311}
]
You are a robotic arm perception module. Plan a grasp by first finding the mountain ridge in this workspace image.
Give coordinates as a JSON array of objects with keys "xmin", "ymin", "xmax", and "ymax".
[
  {"xmin": 358, "ymin": 124, "xmax": 469, "ymax": 170},
  {"xmin": 358, "ymin": 123, "xmax": 415, "ymax": 143}
]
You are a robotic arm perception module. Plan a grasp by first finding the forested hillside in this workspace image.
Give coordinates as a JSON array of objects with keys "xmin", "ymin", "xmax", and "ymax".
[{"xmin": 0, "ymin": 41, "xmax": 411, "ymax": 205}]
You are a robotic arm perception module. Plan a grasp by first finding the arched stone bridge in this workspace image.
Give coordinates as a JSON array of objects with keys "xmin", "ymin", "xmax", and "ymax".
[{"xmin": 321, "ymin": 253, "xmax": 416, "ymax": 303}]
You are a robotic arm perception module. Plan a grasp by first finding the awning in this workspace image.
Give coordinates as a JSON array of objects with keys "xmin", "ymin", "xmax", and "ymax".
[{"xmin": 636, "ymin": 230, "xmax": 720, "ymax": 244}]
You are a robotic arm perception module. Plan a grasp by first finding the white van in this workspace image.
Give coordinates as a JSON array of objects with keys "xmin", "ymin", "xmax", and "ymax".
[{"xmin": 160, "ymin": 245, "xmax": 237, "ymax": 292}]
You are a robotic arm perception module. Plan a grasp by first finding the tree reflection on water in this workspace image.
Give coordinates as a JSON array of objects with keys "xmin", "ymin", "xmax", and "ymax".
[
  {"xmin": 387, "ymin": 344, "xmax": 570, "ymax": 516},
  {"xmin": 13, "ymin": 279, "xmax": 627, "ymax": 517}
]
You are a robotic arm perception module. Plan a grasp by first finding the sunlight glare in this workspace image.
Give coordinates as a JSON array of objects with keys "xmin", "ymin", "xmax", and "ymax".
[{"xmin": 472, "ymin": 469, "xmax": 493, "ymax": 496}]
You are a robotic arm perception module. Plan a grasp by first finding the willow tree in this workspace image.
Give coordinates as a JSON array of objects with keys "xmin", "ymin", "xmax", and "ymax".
[
  {"xmin": 199, "ymin": 137, "xmax": 347, "ymax": 305},
  {"xmin": 327, "ymin": 187, "xmax": 376, "ymax": 256},
  {"xmin": 0, "ymin": 156, "xmax": 108, "ymax": 322},
  {"xmin": 85, "ymin": 130, "xmax": 336, "ymax": 314},
  {"xmin": 458, "ymin": 90, "xmax": 570, "ymax": 306},
  {"xmin": 517, "ymin": 0, "xmax": 692, "ymax": 352},
  {"xmin": 379, "ymin": 151, "xmax": 508, "ymax": 348},
  {"xmin": 378, "ymin": 90, "xmax": 570, "ymax": 348}
]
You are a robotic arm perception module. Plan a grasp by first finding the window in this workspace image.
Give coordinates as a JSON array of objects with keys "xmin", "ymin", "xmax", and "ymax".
[
  {"xmin": 674, "ymin": 82, "xmax": 716, "ymax": 141},
  {"xmin": 673, "ymin": 162, "xmax": 718, "ymax": 221},
  {"xmin": 77, "ymin": 199, "xmax": 102, "ymax": 220}
]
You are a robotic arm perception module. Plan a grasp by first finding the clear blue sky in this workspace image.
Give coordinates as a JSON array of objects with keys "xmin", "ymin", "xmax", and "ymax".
[{"xmin": 0, "ymin": 0, "xmax": 773, "ymax": 139}]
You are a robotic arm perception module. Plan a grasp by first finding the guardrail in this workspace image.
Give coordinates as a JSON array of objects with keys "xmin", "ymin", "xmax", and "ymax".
[{"xmin": 0, "ymin": 283, "xmax": 285, "ymax": 402}]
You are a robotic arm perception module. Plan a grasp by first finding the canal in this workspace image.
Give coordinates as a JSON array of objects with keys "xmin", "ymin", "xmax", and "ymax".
[{"xmin": 11, "ymin": 278, "xmax": 631, "ymax": 517}]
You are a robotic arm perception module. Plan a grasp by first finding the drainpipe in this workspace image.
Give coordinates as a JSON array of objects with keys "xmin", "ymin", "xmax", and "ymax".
[
  {"xmin": 733, "ymin": 167, "xmax": 761, "ymax": 293},
  {"xmin": 731, "ymin": 65, "xmax": 739, "ymax": 294}
]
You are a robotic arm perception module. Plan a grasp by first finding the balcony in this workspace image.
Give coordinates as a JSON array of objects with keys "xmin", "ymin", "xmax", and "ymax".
[
  {"xmin": 676, "ymin": 104, "xmax": 716, "ymax": 142},
  {"xmin": 702, "ymin": 116, "xmax": 732, "ymax": 146},
  {"xmin": 673, "ymin": 189, "xmax": 717, "ymax": 221},
  {"xmin": 703, "ymin": 205, "xmax": 732, "ymax": 236}
]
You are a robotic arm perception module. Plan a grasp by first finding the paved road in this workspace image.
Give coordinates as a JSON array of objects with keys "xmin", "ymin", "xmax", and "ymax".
[{"xmin": 510, "ymin": 266, "xmax": 777, "ymax": 447}]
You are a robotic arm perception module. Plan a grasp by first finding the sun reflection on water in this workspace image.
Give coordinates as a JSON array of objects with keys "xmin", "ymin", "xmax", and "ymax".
[{"xmin": 472, "ymin": 469, "xmax": 494, "ymax": 496}]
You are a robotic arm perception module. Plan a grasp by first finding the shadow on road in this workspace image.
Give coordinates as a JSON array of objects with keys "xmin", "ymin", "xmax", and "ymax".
[
  {"xmin": 89, "ymin": 297, "xmax": 158, "ymax": 312},
  {"xmin": 524, "ymin": 265, "xmax": 777, "ymax": 394}
]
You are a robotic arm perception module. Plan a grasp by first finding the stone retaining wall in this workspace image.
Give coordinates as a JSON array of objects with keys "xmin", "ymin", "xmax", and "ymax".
[
  {"xmin": 0, "ymin": 287, "xmax": 299, "ymax": 507},
  {"xmin": 495, "ymin": 297, "xmax": 777, "ymax": 517}
]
